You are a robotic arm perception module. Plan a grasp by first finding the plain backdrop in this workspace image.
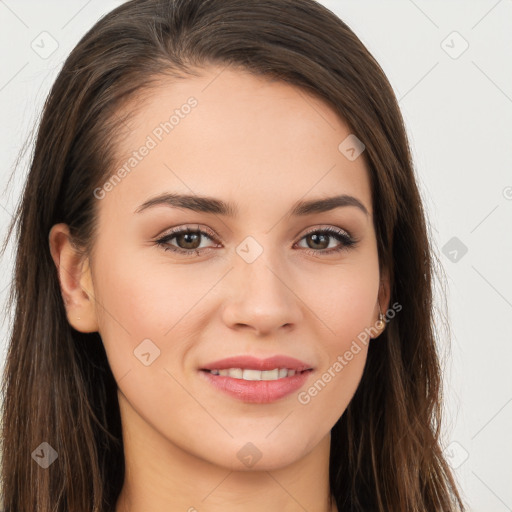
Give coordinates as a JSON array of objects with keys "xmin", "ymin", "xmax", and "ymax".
[{"xmin": 0, "ymin": 1, "xmax": 511, "ymax": 511}]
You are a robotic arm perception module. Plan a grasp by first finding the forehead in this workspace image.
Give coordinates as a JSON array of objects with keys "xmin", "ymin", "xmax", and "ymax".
[{"xmin": 101, "ymin": 65, "xmax": 372, "ymax": 219}]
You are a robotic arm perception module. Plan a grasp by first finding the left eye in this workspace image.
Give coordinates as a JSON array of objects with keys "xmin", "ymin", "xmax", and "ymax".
[{"xmin": 155, "ymin": 226, "xmax": 358, "ymax": 256}]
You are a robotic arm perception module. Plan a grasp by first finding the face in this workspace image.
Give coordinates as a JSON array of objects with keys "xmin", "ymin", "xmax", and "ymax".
[{"xmin": 82, "ymin": 65, "xmax": 388, "ymax": 471}]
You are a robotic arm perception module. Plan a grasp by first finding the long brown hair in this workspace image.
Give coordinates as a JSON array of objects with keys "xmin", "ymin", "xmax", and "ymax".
[{"xmin": 1, "ymin": 0, "xmax": 465, "ymax": 510}]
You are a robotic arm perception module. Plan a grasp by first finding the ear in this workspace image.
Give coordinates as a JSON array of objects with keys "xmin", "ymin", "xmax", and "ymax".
[
  {"xmin": 48, "ymin": 223, "xmax": 99, "ymax": 333},
  {"xmin": 378, "ymin": 266, "xmax": 391, "ymax": 315},
  {"xmin": 372, "ymin": 266, "xmax": 391, "ymax": 339}
]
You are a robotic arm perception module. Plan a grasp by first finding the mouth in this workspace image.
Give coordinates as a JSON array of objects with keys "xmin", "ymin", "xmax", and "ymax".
[{"xmin": 198, "ymin": 355, "xmax": 314, "ymax": 403}]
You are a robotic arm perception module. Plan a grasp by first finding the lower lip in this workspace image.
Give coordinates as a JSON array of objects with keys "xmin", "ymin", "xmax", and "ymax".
[{"xmin": 199, "ymin": 369, "xmax": 313, "ymax": 403}]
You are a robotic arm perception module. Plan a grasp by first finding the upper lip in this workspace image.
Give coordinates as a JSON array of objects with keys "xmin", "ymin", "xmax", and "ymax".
[{"xmin": 200, "ymin": 355, "xmax": 314, "ymax": 372}]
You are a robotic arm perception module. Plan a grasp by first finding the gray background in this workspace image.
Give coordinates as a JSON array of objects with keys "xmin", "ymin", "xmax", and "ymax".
[{"xmin": 1, "ymin": 1, "xmax": 511, "ymax": 510}]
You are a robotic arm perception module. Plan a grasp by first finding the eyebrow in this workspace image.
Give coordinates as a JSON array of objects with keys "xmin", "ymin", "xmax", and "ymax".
[{"xmin": 134, "ymin": 192, "xmax": 369, "ymax": 217}]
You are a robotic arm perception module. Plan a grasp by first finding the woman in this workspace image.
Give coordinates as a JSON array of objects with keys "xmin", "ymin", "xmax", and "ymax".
[{"xmin": 0, "ymin": 0, "xmax": 466, "ymax": 510}]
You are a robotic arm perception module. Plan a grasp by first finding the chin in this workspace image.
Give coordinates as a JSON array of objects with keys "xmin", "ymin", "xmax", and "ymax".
[{"xmin": 199, "ymin": 433, "xmax": 316, "ymax": 472}]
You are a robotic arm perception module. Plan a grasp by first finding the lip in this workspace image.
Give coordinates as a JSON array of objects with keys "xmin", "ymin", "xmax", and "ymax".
[
  {"xmin": 198, "ymin": 355, "xmax": 314, "ymax": 403},
  {"xmin": 200, "ymin": 355, "xmax": 313, "ymax": 372},
  {"xmin": 199, "ymin": 368, "xmax": 313, "ymax": 403}
]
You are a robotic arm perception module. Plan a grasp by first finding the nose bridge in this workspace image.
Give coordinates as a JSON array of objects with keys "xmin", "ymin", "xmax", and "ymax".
[{"xmin": 239, "ymin": 250, "xmax": 286, "ymax": 300}]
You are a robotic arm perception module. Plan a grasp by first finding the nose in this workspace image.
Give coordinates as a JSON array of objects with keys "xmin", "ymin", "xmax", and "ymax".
[{"xmin": 220, "ymin": 253, "xmax": 303, "ymax": 336}]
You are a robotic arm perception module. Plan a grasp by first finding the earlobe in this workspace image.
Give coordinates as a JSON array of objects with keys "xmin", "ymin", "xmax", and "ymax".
[{"xmin": 48, "ymin": 223, "xmax": 99, "ymax": 333}]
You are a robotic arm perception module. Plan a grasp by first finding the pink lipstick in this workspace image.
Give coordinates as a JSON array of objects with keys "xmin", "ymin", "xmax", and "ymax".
[{"xmin": 199, "ymin": 355, "xmax": 314, "ymax": 403}]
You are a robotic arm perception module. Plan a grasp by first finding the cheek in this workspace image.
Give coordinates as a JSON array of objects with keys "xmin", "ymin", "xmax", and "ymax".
[
  {"xmin": 295, "ymin": 271, "xmax": 375, "ymax": 423},
  {"xmin": 91, "ymin": 247, "xmax": 219, "ymax": 376},
  {"xmin": 294, "ymin": 263, "xmax": 377, "ymax": 417},
  {"xmin": 296, "ymin": 341, "xmax": 369, "ymax": 438},
  {"xmin": 326, "ymin": 280, "xmax": 378, "ymax": 347},
  {"xmin": 93, "ymin": 242, "xmax": 190, "ymax": 330},
  {"xmin": 90, "ymin": 247, "xmax": 167, "ymax": 375},
  {"xmin": 301, "ymin": 256, "xmax": 380, "ymax": 346}
]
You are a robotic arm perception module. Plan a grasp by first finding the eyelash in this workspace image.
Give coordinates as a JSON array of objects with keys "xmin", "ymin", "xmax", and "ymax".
[{"xmin": 155, "ymin": 225, "xmax": 358, "ymax": 258}]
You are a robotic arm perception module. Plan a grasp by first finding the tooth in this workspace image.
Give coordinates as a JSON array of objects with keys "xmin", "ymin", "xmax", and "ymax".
[
  {"xmin": 242, "ymin": 369, "xmax": 262, "ymax": 380},
  {"xmin": 209, "ymin": 368, "xmax": 300, "ymax": 380},
  {"xmin": 261, "ymin": 369, "xmax": 279, "ymax": 380},
  {"xmin": 227, "ymin": 368, "xmax": 243, "ymax": 379}
]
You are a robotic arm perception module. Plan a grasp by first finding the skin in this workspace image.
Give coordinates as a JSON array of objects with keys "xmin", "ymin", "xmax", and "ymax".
[{"xmin": 49, "ymin": 65, "xmax": 390, "ymax": 512}]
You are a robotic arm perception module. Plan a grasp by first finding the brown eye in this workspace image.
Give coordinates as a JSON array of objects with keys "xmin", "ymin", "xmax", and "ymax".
[
  {"xmin": 175, "ymin": 231, "xmax": 202, "ymax": 250},
  {"xmin": 305, "ymin": 232, "xmax": 330, "ymax": 250},
  {"xmin": 156, "ymin": 226, "xmax": 219, "ymax": 255},
  {"xmin": 296, "ymin": 227, "xmax": 358, "ymax": 256}
]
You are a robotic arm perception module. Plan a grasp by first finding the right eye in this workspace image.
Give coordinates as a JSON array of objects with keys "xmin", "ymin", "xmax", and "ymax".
[{"xmin": 155, "ymin": 226, "xmax": 221, "ymax": 256}]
